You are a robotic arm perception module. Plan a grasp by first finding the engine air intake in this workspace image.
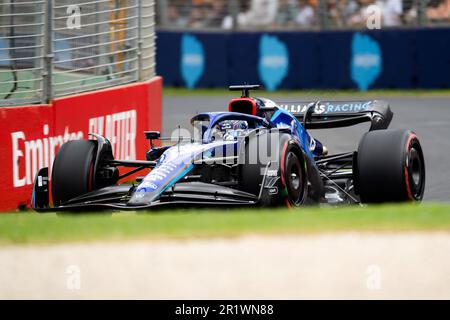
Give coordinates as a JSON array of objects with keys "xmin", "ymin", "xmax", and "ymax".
[{"xmin": 228, "ymin": 98, "xmax": 257, "ymax": 116}]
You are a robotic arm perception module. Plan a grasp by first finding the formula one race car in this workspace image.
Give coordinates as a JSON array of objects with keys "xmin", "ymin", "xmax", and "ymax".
[{"xmin": 32, "ymin": 85, "xmax": 425, "ymax": 212}]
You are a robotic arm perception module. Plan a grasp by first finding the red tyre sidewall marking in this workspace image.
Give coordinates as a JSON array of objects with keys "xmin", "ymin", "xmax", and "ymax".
[
  {"xmin": 280, "ymin": 141, "xmax": 292, "ymax": 208},
  {"xmin": 404, "ymin": 133, "xmax": 416, "ymax": 200},
  {"xmin": 88, "ymin": 160, "xmax": 94, "ymax": 193}
]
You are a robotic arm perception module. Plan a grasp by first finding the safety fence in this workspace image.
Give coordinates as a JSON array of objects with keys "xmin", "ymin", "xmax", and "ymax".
[{"xmin": 0, "ymin": 0, "xmax": 156, "ymax": 106}]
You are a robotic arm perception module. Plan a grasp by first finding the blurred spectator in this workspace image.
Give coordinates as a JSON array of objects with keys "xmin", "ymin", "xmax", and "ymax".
[
  {"xmin": 339, "ymin": 0, "xmax": 359, "ymax": 25},
  {"xmin": 427, "ymin": 0, "xmax": 450, "ymax": 21},
  {"xmin": 223, "ymin": 0, "xmax": 279, "ymax": 29},
  {"xmin": 375, "ymin": 0, "xmax": 403, "ymax": 27},
  {"xmin": 166, "ymin": 0, "xmax": 190, "ymax": 28},
  {"xmin": 204, "ymin": 0, "xmax": 228, "ymax": 28},
  {"xmin": 222, "ymin": 0, "xmax": 251, "ymax": 29},
  {"xmin": 167, "ymin": 5, "xmax": 188, "ymax": 28},
  {"xmin": 401, "ymin": 0, "xmax": 450, "ymax": 25},
  {"xmin": 347, "ymin": 0, "xmax": 403, "ymax": 27},
  {"xmin": 380, "ymin": 0, "xmax": 403, "ymax": 26},
  {"xmin": 348, "ymin": 0, "xmax": 377, "ymax": 27},
  {"xmin": 327, "ymin": 0, "xmax": 344, "ymax": 26},
  {"xmin": 243, "ymin": 0, "xmax": 279, "ymax": 27},
  {"xmin": 295, "ymin": 0, "xmax": 316, "ymax": 26},
  {"xmin": 161, "ymin": 0, "xmax": 450, "ymax": 29},
  {"xmin": 274, "ymin": 0, "xmax": 298, "ymax": 27},
  {"xmin": 188, "ymin": 4, "xmax": 206, "ymax": 28}
]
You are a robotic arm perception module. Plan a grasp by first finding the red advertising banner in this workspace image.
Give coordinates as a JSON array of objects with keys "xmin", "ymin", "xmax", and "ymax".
[
  {"xmin": 0, "ymin": 77, "xmax": 162, "ymax": 211},
  {"xmin": 0, "ymin": 105, "xmax": 53, "ymax": 210}
]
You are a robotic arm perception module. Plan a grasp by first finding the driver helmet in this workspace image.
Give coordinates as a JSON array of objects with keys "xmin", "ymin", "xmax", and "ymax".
[
  {"xmin": 218, "ymin": 120, "xmax": 248, "ymax": 131},
  {"xmin": 212, "ymin": 120, "xmax": 249, "ymax": 141}
]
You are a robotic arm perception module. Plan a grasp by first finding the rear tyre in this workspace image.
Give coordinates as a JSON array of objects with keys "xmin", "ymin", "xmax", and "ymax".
[
  {"xmin": 281, "ymin": 143, "xmax": 307, "ymax": 207},
  {"xmin": 240, "ymin": 131, "xmax": 307, "ymax": 207},
  {"xmin": 52, "ymin": 140, "xmax": 97, "ymax": 206},
  {"xmin": 355, "ymin": 129, "xmax": 425, "ymax": 203}
]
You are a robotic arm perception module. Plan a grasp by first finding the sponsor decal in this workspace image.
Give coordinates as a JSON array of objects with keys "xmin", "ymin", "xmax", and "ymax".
[
  {"xmin": 309, "ymin": 137, "xmax": 317, "ymax": 152},
  {"xmin": 138, "ymin": 161, "xmax": 179, "ymax": 193},
  {"xmin": 266, "ymin": 169, "xmax": 278, "ymax": 177},
  {"xmin": 258, "ymin": 34, "xmax": 289, "ymax": 91},
  {"xmin": 11, "ymin": 125, "xmax": 83, "ymax": 188},
  {"xmin": 10, "ymin": 109, "xmax": 138, "ymax": 189},
  {"xmin": 351, "ymin": 33, "xmax": 382, "ymax": 91},
  {"xmin": 181, "ymin": 34, "xmax": 205, "ymax": 89},
  {"xmin": 135, "ymin": 141, "xmax": 236, "ymax": 196},
  {"xmin": 134, "ymin": 192, "xmax": 145, "ymax": 198},
  {"xmin": 279, "ymin": 101, "xmax": 373, "ymax": 114},
  {"xmin": 88, "ymin": 109, "xmax": 137, "ymax": 160},
  {"xmin": 137, "ymin": 182, "xmax": 159, "ymax": 192}
]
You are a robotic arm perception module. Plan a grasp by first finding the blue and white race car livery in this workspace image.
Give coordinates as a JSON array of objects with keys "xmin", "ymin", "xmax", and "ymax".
[{"xmin": 32, "ymin": 85, "xmax": 425, "ymax": 212}]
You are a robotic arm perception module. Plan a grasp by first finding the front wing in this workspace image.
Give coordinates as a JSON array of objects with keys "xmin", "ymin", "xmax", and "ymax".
[{"xmin": 31, "ymin": 168, "xmax": 259, "ymax": 212}]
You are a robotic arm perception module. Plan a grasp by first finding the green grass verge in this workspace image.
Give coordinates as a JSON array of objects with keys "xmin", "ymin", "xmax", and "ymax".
[
  {"xmin": 0, "ymin": 203, "xmax": 449, "ymax": 245},
  {"xmin": 164, "ymin": 87, "xmax": 450, "ymax": 98}
]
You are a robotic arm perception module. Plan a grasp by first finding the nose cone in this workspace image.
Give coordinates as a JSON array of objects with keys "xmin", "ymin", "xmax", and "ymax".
[
  {"xmin": 129, "ymin": 160, "xmax": 194, "ymax": 205},
  {"xmin": 129, "ymin": 145, "xmax": 197, "ymax": 205}
]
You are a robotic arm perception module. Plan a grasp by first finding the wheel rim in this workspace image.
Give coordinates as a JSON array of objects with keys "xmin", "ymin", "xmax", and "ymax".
[
  {"xmin": 408, "ymin": 146, "xmax": 424, "ymax": 200},
  {"xmin": 285, "ymin": 151, "xmax": 304, "ymax": 206}
]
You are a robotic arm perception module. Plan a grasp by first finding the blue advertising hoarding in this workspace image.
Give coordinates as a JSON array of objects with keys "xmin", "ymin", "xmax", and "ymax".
[{"xmin": 156, "ymin": 28, "xmax": 450, "ymax": 90}]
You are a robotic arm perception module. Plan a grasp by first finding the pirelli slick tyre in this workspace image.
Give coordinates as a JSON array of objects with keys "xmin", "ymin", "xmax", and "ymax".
[
  {"xmin": 240, "ymin": 131, "xmax": 307, "ymax": 207},
  {"xmin": 355, "ymin": 129, "xmax": 425, "ymax": 203},
  {"xmin": 52, "ymin": 140, "xmax": 97, "ymax": 206},
  {"xmin": 279, "ymin": 140, "xmax": 308, "ymax": 207}
]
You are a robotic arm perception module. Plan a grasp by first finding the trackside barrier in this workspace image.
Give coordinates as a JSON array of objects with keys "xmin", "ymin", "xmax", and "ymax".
[
  {"xmin": 0, "ymin": 76, "xmax": 162, "ymax": 211},
  {"xmin": 156, "ymin": 28, "xmax": 450, "ymax": 90}
]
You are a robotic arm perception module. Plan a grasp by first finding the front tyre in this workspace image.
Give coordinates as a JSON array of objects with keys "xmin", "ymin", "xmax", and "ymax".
[
  {"xmin": 355, "ymin": 129, "xmax": 425, "ymax": 203},
  {"xmin": 52, "ymin": 140, "xmax": 97, "ymax": 206}
]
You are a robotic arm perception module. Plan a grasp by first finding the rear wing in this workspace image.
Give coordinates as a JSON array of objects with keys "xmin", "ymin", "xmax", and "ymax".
[{"xmin": 278, "ymin": 100, "xmax": 393, "ymax": 130}]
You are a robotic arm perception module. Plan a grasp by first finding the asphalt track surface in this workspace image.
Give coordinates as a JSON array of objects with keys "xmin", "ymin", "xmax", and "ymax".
[{"xmin": 163, "ymin": 95, "xmax": 450, "ymax": 202}]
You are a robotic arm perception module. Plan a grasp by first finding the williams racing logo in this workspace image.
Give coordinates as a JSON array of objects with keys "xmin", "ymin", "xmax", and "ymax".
[{"xmin": 280, "ymin": 101, "xmax": 373, "ymax": 115}]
